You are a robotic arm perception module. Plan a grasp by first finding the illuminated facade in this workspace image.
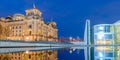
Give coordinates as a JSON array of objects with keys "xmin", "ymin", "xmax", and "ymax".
[
  {"xmin": 93, "ymin": 24, "xmax": 114, "ymax": 45},
  {"xmin": 114, "ymin": 21, "xmax": 120, "ymax": 60},
  {"xmin": 0, "ymin": 5, "xmax": 58, "ymax": 41},
  {"xmin": 114, "ymin": 21, "xmax": 120, "ymax": 44},
  {"xmin": 93, "ymin": 24, "xmax": 115, "ymax": 60},
  {"xmin": 93, "ymin": 23, "xmax": 120, "ymax": 60},
  {"xmin": 0, "ymin": 50, "xmax": 58, "ymax": 60}
]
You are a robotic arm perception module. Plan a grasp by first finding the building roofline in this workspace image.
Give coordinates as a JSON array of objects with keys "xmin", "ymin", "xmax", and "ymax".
[{"xmin": 93, "ymin": 24, "xmax": 114, "ymax": 29}]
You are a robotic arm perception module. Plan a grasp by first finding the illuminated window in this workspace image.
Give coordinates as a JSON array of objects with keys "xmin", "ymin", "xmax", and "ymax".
[
  {"xmin": 104, "ymin": 34, "xmax": 113, "ymax": 40},
  {"xmin": 97, "ymin": 32, "xmax": 104, "ymax": 40},
  {"xmin": 94, "ymin": 25, "xmax": 113, "ymax": 33},
  {"xmin": 94, "ymin": 26, "xmax": 104, "ymax": 33},
  {"xmin": 99, "ymin": 26, "xmax": 104, "ymax": 30}
]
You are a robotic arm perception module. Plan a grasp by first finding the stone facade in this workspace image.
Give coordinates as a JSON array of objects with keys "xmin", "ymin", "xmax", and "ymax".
[{"xmin": 0, "ymin": 5, "xmax": 58, "ymax": 42}]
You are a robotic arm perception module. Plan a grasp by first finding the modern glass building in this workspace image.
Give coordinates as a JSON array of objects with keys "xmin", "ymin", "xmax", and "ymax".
[
  {"xmin": 93, "ymin": 24, "xmax": 115, "ymax": 60},
  {"xmin": 94, "ymin": 24, "xmax": 115, "ymax": 45},
  {"xmin": 114, "ymin": 21, "xmax": 120, "ymax": 44},
  {"xmin": 85, "ymin": 20, "xmax": 120, "ymax": 60},
  {"xmin": 114, "ymin": 21, "xmax": 120, "ymax": 60}
]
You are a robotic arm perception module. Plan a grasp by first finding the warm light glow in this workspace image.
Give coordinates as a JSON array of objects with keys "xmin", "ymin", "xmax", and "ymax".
[
  {"xmin": 0, "ymin": 4, "xmax": 58, "ymax": 42},
  {"xmin": 96, "ymin": 46, "xmax": 113, "ymax": 51},
  {"xmin": 96, "ymin": 40, "xmax": 112, "ymax": 45},
  {"xmin": 26, "ymin": 37, "xmax": 29, "ymax": 40},
  {"xmin": 25, "ymin": 50, "xmax": 29, "ymax": 54}
]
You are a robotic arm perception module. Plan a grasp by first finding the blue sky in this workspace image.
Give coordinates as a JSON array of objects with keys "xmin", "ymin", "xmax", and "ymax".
[{"xmin": 0, "ymin": 0, "xmax": 120, "ymax": 39}]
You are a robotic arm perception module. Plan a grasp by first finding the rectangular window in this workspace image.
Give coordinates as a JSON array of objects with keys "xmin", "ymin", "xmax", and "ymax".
[
  {"xmin": 104, "ymin": 25, "xmax": 111, "ymax": 32},
  {"xmin": 16, "ymin": 26, "xmax": 18, "ymax": 29},
  {"xmin": 104, "ymin": 34, "xmax": 113, "ymax": 40},
  {"xmin": 12, "ymin": 26, "xmax": 14, "ymax": 29},
  {"xmin": 19, "ymin": 26, "xmax": 21, "ymax": 28},
  {"xmin": 104, "ymin": 52, "xmax": 114, "ymax": 57}
]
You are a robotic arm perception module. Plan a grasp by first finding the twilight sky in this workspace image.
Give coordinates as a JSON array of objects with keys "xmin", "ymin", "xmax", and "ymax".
[{"xmin": 0, "ymin": 0, "xmax": 120, "ymax": 39}]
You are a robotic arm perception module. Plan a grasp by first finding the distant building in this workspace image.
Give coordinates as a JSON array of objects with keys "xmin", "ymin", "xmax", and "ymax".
[
  {"xmin": 58, "ymin": 37, "xmax": 81, "ymax": 43},
  {"xmin": 0, "ymin": 4, "xmax": 58, "ymax": 42}
]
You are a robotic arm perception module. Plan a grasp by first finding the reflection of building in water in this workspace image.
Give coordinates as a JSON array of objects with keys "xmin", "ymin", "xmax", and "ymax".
[
  {"xmin": 0, "ymin": 4, "xmax": 58, "ymax": 41},
  {"xmin": 93, "ymin": 24, "xmax": 115, "ymax": 60},
  {"xmin": 93, "ymin": 21, "xmax": 120, "ymax": 60},
  {"xmin": 84, "ymin": 20, "xmax": 91, "ymax": 60},
  {"xmin": 0, "ymin": 50, "xmax": 58, "ymax": 60}
]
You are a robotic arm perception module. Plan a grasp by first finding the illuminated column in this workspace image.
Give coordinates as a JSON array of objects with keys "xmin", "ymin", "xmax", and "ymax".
[
  {"xmin": 84, "ymin": 19, "xmax": 91, "ymax": 60},
  {"xmin": 84, "ymin": 19, "xmax": 91, "ymax": 45}
]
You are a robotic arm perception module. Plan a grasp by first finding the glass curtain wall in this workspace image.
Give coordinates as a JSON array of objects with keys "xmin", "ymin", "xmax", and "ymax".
[
  {"xmin": 114, "ymin": 21, "xmax": 120, "ymax": 60},
  {"xmin": 93, "ymin": 24, "xmax": 115, "ymax": 60}
]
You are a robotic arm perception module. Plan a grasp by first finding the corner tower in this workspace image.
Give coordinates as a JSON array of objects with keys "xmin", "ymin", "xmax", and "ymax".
[{"xmin": 25, "ymin": 4, "xmax": 42, "ymax": 19}]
